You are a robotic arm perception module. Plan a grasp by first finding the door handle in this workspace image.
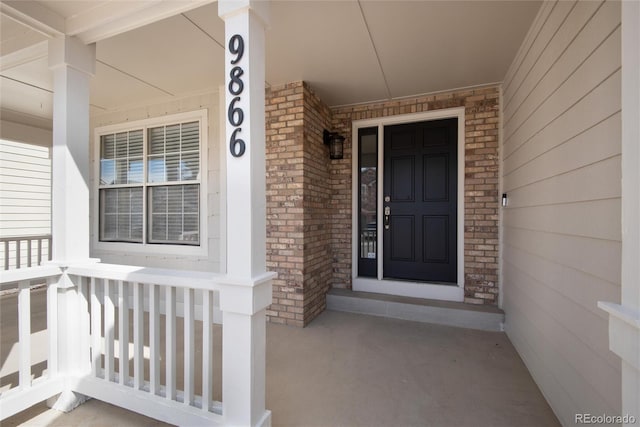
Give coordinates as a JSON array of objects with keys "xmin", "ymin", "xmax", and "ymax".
[{"xmin": 384, "ymin": 206, "xmax": 390, "ymax": 229}]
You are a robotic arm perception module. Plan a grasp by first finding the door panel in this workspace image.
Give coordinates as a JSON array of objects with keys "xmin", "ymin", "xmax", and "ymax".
[
  {"xmin": 423, "ymin": 154, "xmax": 449, "ymax": 201},
  {"xmin": 422, "ymin": 215, "xmax": 449, "ymax": 263},
  {"xmin": 390, "ymin": 215, "xmax": 415, "ymax": 261},
  {"xmin": 390, "ymin": 156, "xmax": 415, "ymax": 202},
  {"xmin": 383, "ymin": 118, "xmax": 457, "ymax": 283}
]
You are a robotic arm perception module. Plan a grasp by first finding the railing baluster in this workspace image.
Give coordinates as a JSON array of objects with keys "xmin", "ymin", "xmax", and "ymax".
[
  {"xmin": 150, "ymin": 284, "xmax": 160, "ymax": 395},
  {"xmin": 47, "ymin": 236, "xmax": 52, "ymax": 261},
  {"xmin": 118, "ymin": 280, "xmax": 129, "ymax": 385},
  {"xmin": 202, "ymin": 290, "xmax": 213, "ymax": 412},
  {"xmin": 16, "ymin": 240, "xmax": 20, "ymax": 269},
  {"xmin": 90, "ymin": 277, "xmax": 102, "ymax": 377},
  {"xmin": 77, "ymin": 276, "xmax": 91, "ymax": 374},
  {"xmin": 166, "ymin": 286, "xmax": 176, "ymax": 400},
  {"xmin": 184, "ymin": 288, "xmax": 195, "ymax": 406},
  {"xmin": 37, "ymin": 238, "xmax": 42, "ymax": 266},
  {"xmin": 18, "ymin": 280, "xmax": 31, "ymax": 388},
  {"xmin": 47, "ymin": 275, "xmax": 58, "ymax": 378},
  {"xmin": 104, "ymin": 279, "xmax": 115, "ymax": 382},
  {"xmin": 133, "ymin": 282, "xmax": 144, "ymax": 390},
  {"xmin": 4, "ymin": 240, "xmax": 8, "ymax": 270},
  {"xmin": 27, "ymin": 239, "xmax": 32, "ymax": 267}
]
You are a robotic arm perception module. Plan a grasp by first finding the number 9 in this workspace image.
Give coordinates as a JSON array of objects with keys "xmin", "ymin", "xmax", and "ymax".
[{"xmin": 229, "ymin": 34, "xmax": 244, "ymax": 65}]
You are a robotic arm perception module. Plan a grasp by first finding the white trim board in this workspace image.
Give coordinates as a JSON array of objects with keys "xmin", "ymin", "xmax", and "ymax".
[{"xmin": 351, "ymin": 107, "xmax": 465, "ymax": 302}]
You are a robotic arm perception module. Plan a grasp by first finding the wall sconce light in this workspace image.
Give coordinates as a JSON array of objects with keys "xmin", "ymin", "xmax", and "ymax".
[{"xmin": 323, "ymin": 129, "xmax": 345, "ymax": 160}]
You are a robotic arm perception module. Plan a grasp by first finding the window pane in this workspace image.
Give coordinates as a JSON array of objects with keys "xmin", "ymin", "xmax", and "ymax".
[
  {"xmin": 165, "ymin": 154, "xmax": 180, "ymax": 182},
  {"xmin": 103, "ymin": 214, "xmax": 116, "ymax": 240},
  {"xmin": 116, "ymin": 159, "xmax": 128, "ymax": 184},
  {"xmin": 358, "ymin": 128, "xmax": 378, "ymax": 278},
  {"xmin": 181, "ymin": 122, "xmax": 199, "ymax": 151},
  {"xmin": 101, "ymin": 134, "xmax": 115, "ymax": 159},
  {"xmin": 99, "ymin": 188, "xmax": 143, "ymax": 243},
  {"xmin": 165, "ymin": 124, "xmax": 180, "ymax": 153},
  {"xmin": 149, "ymin": 127, "xmax": 164, "ymax": 154},
  {"xmin": 129, "ymin": 130, "xmax": 143, "ymax": 156},
  {"xmin": 148, "ymin": 156, "xmax": 165, "ymax": 183},
  {"xmin": 152, "ymin": 214, "xmax": 167, "ymax": 241},
  {"xmin": 181, "ymin": 151, "xmax": 199, "ymax": 181},
  {"xmin": 128, "ymin": 158, "xmax": 143, "ymax": 183},
  {"xmin": 148, "ymin": 184, "xmax": 199, "ymax": 245},
  {"xmin": 116, "ymin": 132, "xmax": 128, "ymax": 157},
  {"xmin": 100, "ymin": 130, "xmax": 144, "ymax": 186},
  {"xmin": 147, "ymin": 122, "xmax": 200, "ymax": 184},
  {"xmin": 100, "ymin": 159, "xmax": 115, "ymax": 185}
]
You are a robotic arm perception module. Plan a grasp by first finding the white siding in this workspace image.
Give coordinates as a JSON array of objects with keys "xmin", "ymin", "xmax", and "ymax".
[
  {"xmin": 501, "ymin": 1, "xmax": 621, "ymax": 425},
  {"xmin": 0, "ymin": 139, "xmax": 52, "ymax": 237},
  {"xmin": 0, "ymin": 137, "xmax": 52, "ymax": 268},
  {"xmin": 90, "ymin": 91, "xmax": 222, "ymax": 272}
]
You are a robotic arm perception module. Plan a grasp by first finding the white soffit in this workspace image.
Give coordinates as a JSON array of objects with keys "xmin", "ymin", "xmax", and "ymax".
[
  {"xmin": 182, "ymin": 2, "xmax": 225, "ymax": 48},
  {"xmin": 0, "ymin": 77, "xmax": 52, "ymax": 120},
  {"xmin": 90, "ymin": 61, "xmax": 173, "ymax": 111},
  {"xmin": 1, "ymin": 56, "xmax": 52, "ymax": 91},
  {"xmin": 96, "ymin": 13, "xmax": 224, "ymax": 97},
  {"xmin": 360, "ymin": 0, "xmax": 544, "ymax": 99},
  {"xmin": 267, "ymin": 0, "xmax": 388, "ymax": 106}
]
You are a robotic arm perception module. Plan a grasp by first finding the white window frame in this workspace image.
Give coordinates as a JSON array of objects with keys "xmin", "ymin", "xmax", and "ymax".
[{"xmin": 92, "ymin": 109, "xmax": 208, "ymax": 257}]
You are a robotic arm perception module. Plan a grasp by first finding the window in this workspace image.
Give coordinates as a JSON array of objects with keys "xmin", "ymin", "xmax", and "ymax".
[{"xmin": 96, "ymin": 111, "xmax": 205, "ymax": 248}]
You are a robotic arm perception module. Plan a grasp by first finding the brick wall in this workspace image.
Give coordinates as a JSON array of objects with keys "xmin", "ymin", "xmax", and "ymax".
[
  {"xmin": 265, "ymin": 82, "xmax": 333, "ymax": 326},
  {"xmin": 266, "ymin": 83, "xmax": 501, "ymax": 327},
  {"xmin": 331, "ymin": 86, "xmax": 501, "ymax": 305}
]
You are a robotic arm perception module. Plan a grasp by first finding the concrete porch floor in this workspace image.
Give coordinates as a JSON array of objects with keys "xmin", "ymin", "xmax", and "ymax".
[{"xmin": 1, "ymin": 290, "xmax": 559, "ymax": 427}]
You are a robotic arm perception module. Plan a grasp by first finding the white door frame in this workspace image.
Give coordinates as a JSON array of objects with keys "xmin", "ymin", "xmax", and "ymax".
[{"xmin": 351, "ymin": 107, "xmax": 465, "ymax": 302}]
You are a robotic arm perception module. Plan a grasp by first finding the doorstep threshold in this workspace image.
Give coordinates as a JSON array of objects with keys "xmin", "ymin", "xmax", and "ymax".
[{"xmin": 327, "ymin": 288, "xmax": 504, "ymax": 332}]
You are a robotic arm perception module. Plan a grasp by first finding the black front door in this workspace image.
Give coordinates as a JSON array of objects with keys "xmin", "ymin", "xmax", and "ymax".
[{"xmin": 383, "ymin": 118, "xmax": 457, "ymax": 283}]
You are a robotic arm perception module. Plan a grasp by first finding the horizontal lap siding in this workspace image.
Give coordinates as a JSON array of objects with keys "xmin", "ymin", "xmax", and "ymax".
[
  {"xmin": 0, "ymin": 139, "xmax": 51, "ymax": 238},
  {"xmin": 501, "ymin": 1, "xmax": 621, "ymax": 425}
]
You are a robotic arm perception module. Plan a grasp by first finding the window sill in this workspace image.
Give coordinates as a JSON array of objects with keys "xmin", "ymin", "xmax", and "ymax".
[{"xmin": 93, "ymin": 240, "xmax": 208, "ymax": 258}]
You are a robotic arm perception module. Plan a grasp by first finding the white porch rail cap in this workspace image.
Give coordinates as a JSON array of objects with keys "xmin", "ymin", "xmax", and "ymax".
[
  {"xmin": 0, "ymin": 264, "xmax": 62, "ymax": 286},
  {"xmin": 65, "ymin": 262, "xmax": 276, "ymax": 315}
]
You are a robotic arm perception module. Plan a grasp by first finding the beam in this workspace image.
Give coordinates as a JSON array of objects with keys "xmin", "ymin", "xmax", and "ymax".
[
  {"xmin": 71, "ymin": 0, "xmax": 216, "ymax": 44},
  {"xmin": 0, "ymin": 41, "xmax": 48, "ymax": 72},
  {"xmin": 0, "ymin": 1, "xmax": 64, "ymax": 38}
]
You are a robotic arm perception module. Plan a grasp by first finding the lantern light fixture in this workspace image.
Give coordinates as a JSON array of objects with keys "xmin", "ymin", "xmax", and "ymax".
[{"xmin": 323, "ymin": 129, "xmax": 345, "ymax": 160}]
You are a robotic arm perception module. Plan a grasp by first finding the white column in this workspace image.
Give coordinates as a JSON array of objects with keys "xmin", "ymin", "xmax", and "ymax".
[
  {"xmin": 46, "ymin": 35, "xmax": 95, "ymax": 412},
  {"xmin": 599, "ymin": 1, "xmax": 640, "ymax": 424},
  {"xmin": 48, "ymin": 36, "xmax": 95, "ymax": 263},
  {"xmin": 218, "ymin": 1, "xmax": 274, "ymax": 427}
]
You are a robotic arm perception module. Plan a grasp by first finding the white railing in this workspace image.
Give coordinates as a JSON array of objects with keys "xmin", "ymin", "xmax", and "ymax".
[
  {"xmin": 0, "ymin": 235, "xmax": 52, "ymax": 270},
  {"xmin": 0, "ymin": 262, "xmax": 274, "ymax": 427},
  {"xmin": 0, "ymin": 265, "xmax": 64, "ymax": 419}
]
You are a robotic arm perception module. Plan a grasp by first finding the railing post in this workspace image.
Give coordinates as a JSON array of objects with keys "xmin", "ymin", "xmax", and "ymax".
[
  {"xmin": 47, "ymin": 268, "xmax": 91, "ymax": 411},
  {"xmin": 220, "ymin": 275, "xmax": 274, "ymax": 427}
]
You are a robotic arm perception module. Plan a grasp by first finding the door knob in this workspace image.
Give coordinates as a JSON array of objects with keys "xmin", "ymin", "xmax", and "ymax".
[{"xmin": 384, "ymin": 206, "xmax": 390, "ymax": 229}]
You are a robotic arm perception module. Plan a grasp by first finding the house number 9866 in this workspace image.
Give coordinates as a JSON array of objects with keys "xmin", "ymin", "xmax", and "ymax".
[{"xmin": 228, "ymin": 34, "xmax": 245, "ymax": 157}]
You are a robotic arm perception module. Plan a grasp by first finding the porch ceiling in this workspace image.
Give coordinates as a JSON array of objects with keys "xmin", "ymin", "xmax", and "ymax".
[{"xmin": 0, "ymin": 0, "xmax": 541, "ymax": 129}]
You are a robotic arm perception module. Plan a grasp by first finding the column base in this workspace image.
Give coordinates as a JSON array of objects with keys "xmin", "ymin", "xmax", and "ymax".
[{"xmin": 46, "ymin": 391, "xmax": 90, "ymax": 413}]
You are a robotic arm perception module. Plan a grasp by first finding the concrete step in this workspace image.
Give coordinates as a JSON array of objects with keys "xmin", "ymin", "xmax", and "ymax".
[{"xmin": 326, "ymin": 288, "xmax": 504, "ymax": 332}]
